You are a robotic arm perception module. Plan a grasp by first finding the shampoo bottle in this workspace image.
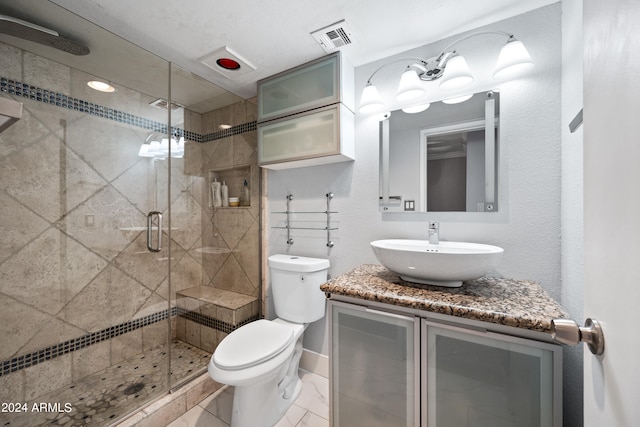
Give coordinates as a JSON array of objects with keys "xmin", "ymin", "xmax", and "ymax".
[
  {"xmin": 221, "ymin": 180, "xmax": 229, "ymax": 207},
  {"xmin": 242, "ymin": 179, "xmax": 250, "ymax": 206},
  {"xmin": 211, "ymin": 179, "xmax": 222, "ymax": 208}
]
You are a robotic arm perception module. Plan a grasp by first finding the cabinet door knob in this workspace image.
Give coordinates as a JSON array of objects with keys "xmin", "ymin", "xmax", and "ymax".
[{"xmin": 551, "ymin": 318, "xmax": 604, "ymax": 355}]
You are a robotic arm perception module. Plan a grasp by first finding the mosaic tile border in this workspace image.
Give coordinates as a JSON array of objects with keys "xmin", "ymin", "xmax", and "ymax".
[
  {"xmin": 0, "ymin": 307, "xmax": 258, "ymax": 377},
  {"xmin": 0, "ymin": 308, "xmax": 171, "ymax": 377},
  {"xmin": 176, "ymin": 306, "xmax": 259, "ymax": 334},
  {"xmin": 0, "ymin": 77, "xmax": 256, "ymax": 144},
  {"xmin": 202, "ymin": 120, "xmax": 257, "ymax": 143}
]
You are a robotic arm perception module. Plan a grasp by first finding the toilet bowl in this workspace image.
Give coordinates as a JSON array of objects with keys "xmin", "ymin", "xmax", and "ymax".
[
  {"xmin": 208, "ymin": 254, "xmax": 329, "ymax": 427},
  {"xmin": 208, "ymin": 319, "xmax": 305, "ymax": 427}
]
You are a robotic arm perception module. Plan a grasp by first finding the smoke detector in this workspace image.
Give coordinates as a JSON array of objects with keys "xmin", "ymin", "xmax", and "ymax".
[{"xmin": 310, "ymin": 20, "xmax": 355, "ymax": 53}]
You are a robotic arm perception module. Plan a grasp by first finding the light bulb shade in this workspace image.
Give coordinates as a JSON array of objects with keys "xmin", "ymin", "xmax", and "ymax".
[
  {"xmin": 160, "ymin": 138, "xmax": 170, "ymax": 154},
  {"xmin": 402, "ymin": 103, "xmax": 430, "ymax": 113},
  {"xmin": 439, "ymin": 55, "xmax": 474, "ymax": 90},
  {"xmin": 442, "ymin": 94, "xmax": 473, "ymax": 104},
  {"xmin": 359, "ymin": 84, "xmax": 386, "ymax": 114},
  {"xmin": 138, "ymin": 144, "xmax": 152, "ymax": 157},
  {"xmin": 396, "ymin": 68, "xmax": 426, "ymax": 102},
  {"xmin": 493, "ymin": 39, "xmax": 534, "ymax": 79},
  {"xmin": 148, "ymin": 140, "xmax": 161, "ymax": 153}
]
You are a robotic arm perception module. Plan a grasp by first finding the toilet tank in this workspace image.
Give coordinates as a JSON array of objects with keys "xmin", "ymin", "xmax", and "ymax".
[{"xmin": 268, "ymin": 254, "xmax": 330, "ymax": 323}]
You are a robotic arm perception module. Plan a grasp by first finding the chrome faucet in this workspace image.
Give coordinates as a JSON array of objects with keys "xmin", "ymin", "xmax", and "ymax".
[{"xmin": 428, "ymin": 221, "xmax": 440, "ymax": 244}]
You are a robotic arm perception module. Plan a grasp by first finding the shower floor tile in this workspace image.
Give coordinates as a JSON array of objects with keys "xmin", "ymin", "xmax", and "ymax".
[{"xmin": 0, "ymin": 340, "xmax": 211, "ymax": 427}]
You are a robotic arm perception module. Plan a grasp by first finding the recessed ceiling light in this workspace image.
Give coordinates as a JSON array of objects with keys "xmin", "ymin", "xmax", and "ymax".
[{"xmin": 87, "ymin": 81, "xmax": 115, "ymax": 92}]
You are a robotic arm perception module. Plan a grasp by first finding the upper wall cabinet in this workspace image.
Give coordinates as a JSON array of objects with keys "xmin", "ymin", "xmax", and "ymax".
[
  {"xmin": 257, "ymin": 52, "xmax": 355, "ymax": 169},
  {"xmin": 258, "ymin": 52, "xmax": 354, "ymax": 121}
]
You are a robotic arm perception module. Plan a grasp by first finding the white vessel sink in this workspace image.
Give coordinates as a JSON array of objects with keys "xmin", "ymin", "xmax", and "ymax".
[{"xmin": 370, "ymin": 239, "xmax": 504, "ymax": 287}]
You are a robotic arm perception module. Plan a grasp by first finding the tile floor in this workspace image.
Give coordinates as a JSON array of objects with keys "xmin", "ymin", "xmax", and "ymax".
[
  {"xmin": 0, "ymin": 340, "xmax": 210, "ymax": 427},
  {"xmin": 168, "ymin": 370, "xmax": 329, "ymax": 427}
]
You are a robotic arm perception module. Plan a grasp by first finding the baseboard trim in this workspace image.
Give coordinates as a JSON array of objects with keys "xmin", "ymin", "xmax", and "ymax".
[{"xmin": 299, "ymin": 349, "xmax": 329, "ymax": 378}]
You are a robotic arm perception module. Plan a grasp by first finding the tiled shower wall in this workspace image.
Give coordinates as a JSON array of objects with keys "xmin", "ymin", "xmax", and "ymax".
[
  {"xmin": 187, "ymin": 98, "xmax": 260, "ymax": 300},
  {"xmin": 0, "ymin": 40, "xmax": 259, "ymax": 403},
  {"xmin": 178, "ymin": 99, "xmax": 261, "ymax": 354}
]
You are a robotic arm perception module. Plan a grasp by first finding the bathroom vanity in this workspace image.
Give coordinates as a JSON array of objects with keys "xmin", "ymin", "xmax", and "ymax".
[{"xmin": 321, "ymin": 264, "xmax": 568, "ymax": 427}]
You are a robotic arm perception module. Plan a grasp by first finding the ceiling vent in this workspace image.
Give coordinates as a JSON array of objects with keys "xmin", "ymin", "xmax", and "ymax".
[
  {"xmin": 149, "ymin": 99, "xmax": 184, "ymax": 111},
  {"xmin": 311, "ymin": 20, "xmax": 355, "ymax": 53}
]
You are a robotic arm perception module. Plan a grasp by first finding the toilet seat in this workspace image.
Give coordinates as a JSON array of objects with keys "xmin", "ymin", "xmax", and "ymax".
[{"xmin": 213, "ymin": 319, "xmax": 294, "ymax": 370}]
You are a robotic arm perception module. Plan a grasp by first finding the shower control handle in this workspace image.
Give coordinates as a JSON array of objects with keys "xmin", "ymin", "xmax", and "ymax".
[{"xmin": 146, "ymin": 211, "xmax": 162, "ymax": 253}]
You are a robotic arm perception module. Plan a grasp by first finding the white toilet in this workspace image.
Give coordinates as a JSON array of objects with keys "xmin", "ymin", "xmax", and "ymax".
[{"xmin": 208, "ymin": 254, "xmax": 329, "ymax": 427}]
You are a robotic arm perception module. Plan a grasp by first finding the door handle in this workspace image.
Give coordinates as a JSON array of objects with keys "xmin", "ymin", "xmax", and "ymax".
[
  {"xmin": 551, "ymin": 318, "xmax": 604, "ymax": 355},
  {"xmin": 146, "ymin": 211, "xmax": 162, "ymax": 253}
]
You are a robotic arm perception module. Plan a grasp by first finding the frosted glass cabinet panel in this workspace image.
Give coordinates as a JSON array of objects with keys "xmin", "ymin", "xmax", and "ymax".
[
  {"xmin": 423, "ymin": 321, "xmax": 562, "ymax": 427},
  {"xmin": 258, "ymin": 53, "xmax": 351, "ymax": 121},
  {"xmin": 258, "ymin": 103, "xmax": 354, "ymax": 169},
  {"xmin": 330, "ymin": 301, "xmax": 419, "ymax": 427}
]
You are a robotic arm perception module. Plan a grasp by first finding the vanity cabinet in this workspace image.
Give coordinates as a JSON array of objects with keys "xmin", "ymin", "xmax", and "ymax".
[
  {"xmin": 330, "ymin": 301, "xmax": 419, "ymax": 427},
  {"xmin": 329, "ymin": 299, "xmax": 562, "ymax": 427},
  {"xmin": 257, "ymin": 52, "xmax": 355, "ymax": 169},
  {"xmin": 422, "ymin": 320, "xmax": 560, "ymax": 427}
]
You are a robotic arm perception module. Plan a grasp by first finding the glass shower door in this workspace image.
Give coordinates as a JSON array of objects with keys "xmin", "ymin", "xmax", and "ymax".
[{"xmin": 0, "ymin": 3, "xmax": 175, "ymax": 425}]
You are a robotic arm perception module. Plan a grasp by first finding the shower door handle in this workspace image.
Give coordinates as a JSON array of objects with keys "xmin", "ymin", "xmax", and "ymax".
[{"xmin": 146, "ymin": 211, "xmax": 162, "ymax": 253}]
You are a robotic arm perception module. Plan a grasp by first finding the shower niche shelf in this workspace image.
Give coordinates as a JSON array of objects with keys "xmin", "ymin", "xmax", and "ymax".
[
  {"xmin": 208, "ymin": 165, "xmax": 253, "ymax": 208},
  {"xmin": 271, "ymin": 193, "xmax": 338, "ymax": 247}
]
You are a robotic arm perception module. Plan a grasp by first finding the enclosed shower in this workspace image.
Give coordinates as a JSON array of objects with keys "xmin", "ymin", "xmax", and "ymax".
[{"xmin": 0, "ymin": 2, "xmax": 260, "ymax": 426}]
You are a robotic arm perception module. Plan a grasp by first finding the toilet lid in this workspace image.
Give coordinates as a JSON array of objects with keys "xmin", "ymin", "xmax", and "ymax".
[{"xmin": 213, "ymin": 320, "xmax": 294, "ymax": 370}]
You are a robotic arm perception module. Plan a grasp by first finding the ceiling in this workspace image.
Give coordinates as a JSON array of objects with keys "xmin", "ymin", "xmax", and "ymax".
[{"xmin": 0, "ymin": 0, "xmax": 558, "ymax": 112}]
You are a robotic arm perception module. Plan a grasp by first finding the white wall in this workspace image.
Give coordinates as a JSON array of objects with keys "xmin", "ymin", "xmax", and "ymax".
[{"xmin": 266, "ymin": 4, "xmax": 562, "ymax": 356}]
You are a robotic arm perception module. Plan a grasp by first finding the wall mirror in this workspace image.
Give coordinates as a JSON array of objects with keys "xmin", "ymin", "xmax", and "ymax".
[{"xmin": 379, "ymin": 90, "xmax": 499, "ymax": 213}]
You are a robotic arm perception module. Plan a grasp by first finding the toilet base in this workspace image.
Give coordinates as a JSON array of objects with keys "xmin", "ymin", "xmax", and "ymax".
[
  {"xmin": 230, "ymin": 376, "xmax": 302, "ymax": 427},
  {"xmin": 227, "ymin": 334, "xmax": 304, "ymax": 427}
]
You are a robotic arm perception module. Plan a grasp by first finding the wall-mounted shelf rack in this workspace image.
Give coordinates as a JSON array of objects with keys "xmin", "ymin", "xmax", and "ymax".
[{"xmin": 272, "ymin": 193, "xmax": 337, "ymax": 247}]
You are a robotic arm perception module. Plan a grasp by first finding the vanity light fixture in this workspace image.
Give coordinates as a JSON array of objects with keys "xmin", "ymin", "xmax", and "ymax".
[
  {"xmin": 138, "ymin": 133, "xmax": 185, "ymax": 159},
  {"xmin": 359, "ymin": 31, "xmax": 533, "ymax": 114}
]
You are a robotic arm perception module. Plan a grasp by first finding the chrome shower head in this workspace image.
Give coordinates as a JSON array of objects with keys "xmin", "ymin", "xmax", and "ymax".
[{"xmin": 0, "ymin": 14, "xmax": 89, "ymax": 56}]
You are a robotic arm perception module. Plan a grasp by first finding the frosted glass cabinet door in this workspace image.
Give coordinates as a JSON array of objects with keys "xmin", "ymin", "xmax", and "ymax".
[
  {"xmin": 258, "ymin": 104, "xmax": 341, "ymax": 166},
  {"xmin": 330, "ymin": 301, "xmax": 419, "ymax": 427},
  {"xmin": 258, "ymin": 53, "xmax": 339, "ymax": 121},
  {"xmin": 423, "ymin": 321, "xmax": 562, "ymax": 427}
]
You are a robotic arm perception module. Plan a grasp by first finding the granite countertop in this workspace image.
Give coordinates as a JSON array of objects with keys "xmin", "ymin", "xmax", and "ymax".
[{"xmin": 320, "ymin": 264, "xmax": 569, "ymax": 334}]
